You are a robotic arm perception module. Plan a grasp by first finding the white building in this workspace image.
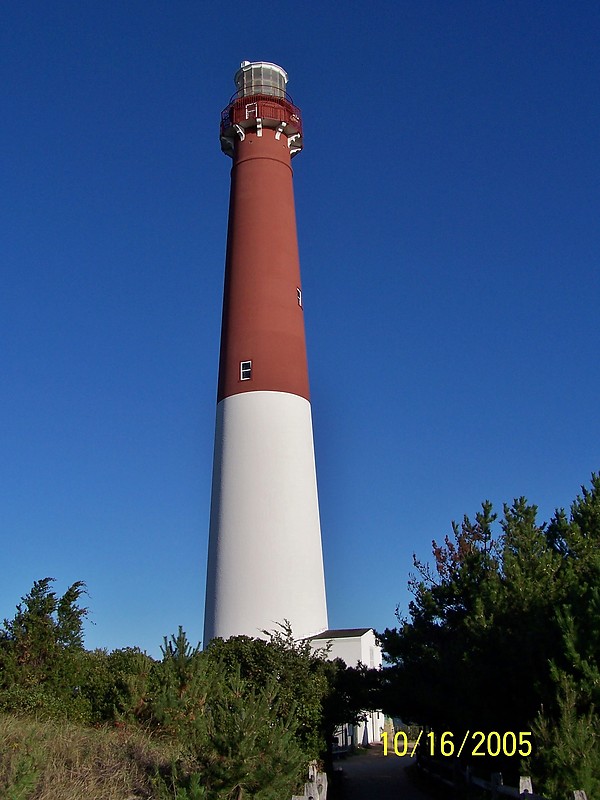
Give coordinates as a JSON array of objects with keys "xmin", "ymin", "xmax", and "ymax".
[{"xmin": 310, "ymin": 628, "xmax": 385, "ymax": 747}]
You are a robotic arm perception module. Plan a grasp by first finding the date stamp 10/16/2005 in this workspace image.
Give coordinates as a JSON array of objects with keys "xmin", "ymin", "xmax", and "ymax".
[{"xmin": 381, "ymin": 731, "xmax": 533, "ymax": 759}]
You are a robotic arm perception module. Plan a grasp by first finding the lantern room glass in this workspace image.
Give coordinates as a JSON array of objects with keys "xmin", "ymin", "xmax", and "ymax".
[{"xmin": 234, "ymin": 61, "xmax": 288, "ymax": 99}]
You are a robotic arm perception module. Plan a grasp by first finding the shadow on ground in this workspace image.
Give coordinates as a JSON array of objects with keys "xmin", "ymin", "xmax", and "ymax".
[{"xmin": 330, "ymin": 744, "xmax": 440, "ymax": 800}]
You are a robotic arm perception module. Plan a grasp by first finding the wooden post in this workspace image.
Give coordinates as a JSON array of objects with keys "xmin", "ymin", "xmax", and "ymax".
[
  {"xmin": 291, "ymin": 761, "xmax": 327, "ymax": 799},
  {"xmin": 519, "ymin": 775, "xmax": 533, "ymax": 796}
]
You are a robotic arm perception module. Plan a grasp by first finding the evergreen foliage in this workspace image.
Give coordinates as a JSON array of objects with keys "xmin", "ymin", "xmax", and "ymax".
[
  {"xmin": 204, "ymin": 622, "xmax": 328, "ymax": 758},
  {"xmin": 533, "ymin": 673, "xmax": 600, "ymax": 799},
  {"xmin": 152, "ymin": 626, "xmax": 210, "ymax": 742},
  {"xmin": 148, "ymin": 625, "xmax": 314, "ymax": 797},
  {"xmin": 76, "ymin": 646, "xmax": 156, "ymax": 723},
  {"xmin": 0, "ymin": 578, "xmax": 91, "ymax": 721},
  {"xmin": 379, "ymin": 472, "xmax": 600, "ymax": 797},
  {"xmin": 194, "ymin": 667, "xmax": 306, "ymax": 800},
  {"xmin": 0, "ymin": 583, "xmax": 366, "ymax": 799}
]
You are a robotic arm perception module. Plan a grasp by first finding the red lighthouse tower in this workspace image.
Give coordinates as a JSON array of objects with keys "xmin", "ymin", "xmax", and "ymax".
[{"xmin": 203, "ymin": 61, "xmax": 328, "ymax": 643}]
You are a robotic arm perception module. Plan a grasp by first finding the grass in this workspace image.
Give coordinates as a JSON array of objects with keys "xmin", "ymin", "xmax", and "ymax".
[{"xmin": 0, "ymin": 713, "xmax": 189, "ymax": 800}]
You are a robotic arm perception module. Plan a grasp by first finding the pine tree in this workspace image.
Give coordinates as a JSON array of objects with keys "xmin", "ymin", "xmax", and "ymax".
[
  {"xmin": 379, "ymin": 473, "xmax": 600, "ymax": 792},
  {"xmin": 198, "ymin": 667, "xmax": 306, "ymax": 800},
  {"xmin": 532, "ymin": 476, "xmax": 600, "ymax": 796},
  {"xmin": 152, "ymin": 626, "xmax": 209, "ymax": 742},
  {"xmin": 0, "ymin": 578, "xmax": 89, "ymax": 719}
]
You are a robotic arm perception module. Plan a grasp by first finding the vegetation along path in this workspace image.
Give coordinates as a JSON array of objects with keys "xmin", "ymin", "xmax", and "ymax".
[{"xmin": 337, "ymin": 744, "xmax": 434, "ymax": 800}]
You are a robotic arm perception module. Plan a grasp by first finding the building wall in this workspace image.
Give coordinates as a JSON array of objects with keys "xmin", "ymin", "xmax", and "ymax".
[
  {"xmin": 204, "ymin": 390, "xmax": 328, "ymax": 642},
  {"xmin": 310, "ymin": 629, "xmax": 385, "ymax": 746}
]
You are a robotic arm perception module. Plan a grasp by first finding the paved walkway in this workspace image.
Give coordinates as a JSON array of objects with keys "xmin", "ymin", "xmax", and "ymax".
[{"xmin": 335, "ymin": 745, "xmax": 435, "ymax": 800}]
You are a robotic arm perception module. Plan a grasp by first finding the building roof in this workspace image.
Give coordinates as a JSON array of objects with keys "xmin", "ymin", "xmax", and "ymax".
[{"xmin": 310, "ymin": 627, "xmax": 372, "ymax": 640}]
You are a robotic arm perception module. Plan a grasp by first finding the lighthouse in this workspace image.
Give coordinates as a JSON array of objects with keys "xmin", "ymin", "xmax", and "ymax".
[{"xmin": 203, "ymin": 61, "xmax": 328, "ymax": 643}]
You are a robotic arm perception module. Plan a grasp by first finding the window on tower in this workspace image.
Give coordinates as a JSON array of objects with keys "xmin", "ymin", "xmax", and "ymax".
[
  {"xmin": 297, "ymin": 287, "xmax": 302, "ymax": 307},
  {"xmin": 240, "ymin": 360, "xmax": 252, "ymax": 380}
]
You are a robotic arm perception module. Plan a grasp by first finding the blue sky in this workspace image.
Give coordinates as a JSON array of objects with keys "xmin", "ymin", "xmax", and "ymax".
[{"xmin": 2, "ymin": 1, "xmax": 599, "ymax": 657}]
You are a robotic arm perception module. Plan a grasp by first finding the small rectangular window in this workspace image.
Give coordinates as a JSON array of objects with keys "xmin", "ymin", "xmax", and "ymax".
[
  {"xmin": 240, "ymin": 360, "xmax": 252, "ymax": 380},
  {"xmin": 297, "ymin": 288, "xmax": 302, "ymax": 307}
]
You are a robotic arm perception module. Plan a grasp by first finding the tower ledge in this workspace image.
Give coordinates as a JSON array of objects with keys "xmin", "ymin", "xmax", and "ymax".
[{"xmin": 220, "ymin": 94, "xmax": 303, "ymax": 157}]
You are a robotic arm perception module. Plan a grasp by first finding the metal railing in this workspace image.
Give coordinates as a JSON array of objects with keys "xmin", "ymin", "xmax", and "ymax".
[
  {"xmin": 220, "ymin": 92, "xmax": 302, "ymax": 137},
  {"xmin": 228, "ymin": 84, "xmax": 296, "ymax": 104}
]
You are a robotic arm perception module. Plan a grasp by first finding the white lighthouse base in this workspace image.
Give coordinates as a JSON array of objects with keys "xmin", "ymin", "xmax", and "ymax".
[{"xmin": 203, "ymin": 390, "xmax": 328, "ymax": 644}]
